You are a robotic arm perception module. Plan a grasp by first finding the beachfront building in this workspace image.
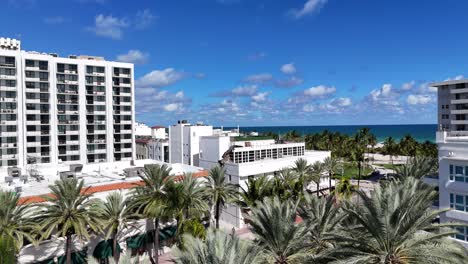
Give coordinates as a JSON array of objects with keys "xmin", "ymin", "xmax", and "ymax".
[
  {"xmin": 169, "ymin": 120, "xmax": 213, "ymax": 166},
  {"xmin": 0, "ymin": 37, "xmax": 135, "ymax": 170},
  {"xmin": 431, "ymin": 79, "xmax": 468, "ymax": 247},
  {"xmin": 199, "ymin": 135, "xmax": 331, "ymax": 228},
  {"xmin": 135, "ymin": 123, "xmax": 166, "ymax": 139}
]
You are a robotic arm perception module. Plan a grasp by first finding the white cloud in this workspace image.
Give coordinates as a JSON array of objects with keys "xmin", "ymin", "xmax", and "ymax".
[
  {"xmin": 244, "ymin": 73, "xmax": 273, "ymax": 84},
  {"xmin": 335, "ymin": 97, "xmax": 352, "ymax": 107},
  {"xmin": 303, "ymin": 85, "xmax": 336, "ymax": 98},
  {"xmin": 401, "ymin": 81, "xmax": 415, "ymax": 91},
  {"xmin": 289, "ymin": 0, "xmax": 328, "ymax": 19},
  {"xmin": 135, "ymin": 9, "xmax": 156, "ymax": 29},
  {"xmin": 407, "ymin": 94, "xmax": 433, "ymax": 105},
  {"xmin": 164, "ymin": 103, "xmax": 181, "ymax": 112},
  {"xmin": 302, "ymin": 104, "xmax": 315, "ymax": 112},
  {"xmin": 88, "ymin": 14, "xmax": 129, "ymax": 39},
  {"xmin": 275, "ymin": 76, "xmax": 304, "ymax": 88},
  {"xmin": 232, "ymin": 85, "xmax": 258, "ymax": 96},
  {"xmin": 252, "ymin": 92, "xmax": 268, "ymax": 102},
  {"xmin": 445, "ymin": 75, "xmax": 464, "ymax": 81},
  {"xmin": 175, "ymin": 91, "xmax": 184, "ymax": 99},
  {"xmin": 116, "ymin": 50, "xmax": 149, "ymax": 64},
  {"xmin": 281, "ymin": 63, "xmax": 296, "ymax": 75},
  {"xmin": 137, "ymin": 68, "xmax": 185, "ymax": 88},
  {"xmin": 369, "ymin": 84, "xmax": 395, "ymax": 101}
]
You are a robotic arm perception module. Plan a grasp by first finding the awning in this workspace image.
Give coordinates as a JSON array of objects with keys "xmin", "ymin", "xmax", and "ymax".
[
  {"xmin": 126, "ymin": 226, "xmax": 177, "ymax": 249},
  {"xmin": 92, "ymin": 239, "xmax": 121, "ymax": 259},
  {"xmin": 34, "ymin": 248, "xmax": 88, "ymax": 264}
]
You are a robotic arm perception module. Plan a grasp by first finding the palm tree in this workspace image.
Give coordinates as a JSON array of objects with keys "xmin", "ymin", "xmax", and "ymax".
[
  {"xmin": 383, "ymin": 137, "xmax": 397, "ymax": 165},
  {"xmin": 247, "ymin": 196, "xmax": 309, "ymax": 264},
  {"xmin": 396, "ymin": 156, "xmax": 438, "ymax": 179},
  {"xmin": 174, "ymin": 173, "xmax": 209, "ymax": 221},
  {"xmin": 323, "ymin": 156, "xmax": 340, "ymax": 192},
  {"xmin": 399, "ymin": 134, "xmax": 418, "ymax": 157},
  {"xmin": 309, "ymin": 161, "xmax": 324, "ymax": 197},
  {"xmin": 292, "ymin": 158, "xmax": 311, "ymax": 183},
  {"xmin": 0, "ymin": 191, "xmax": 36, "ymax": 263},
  {"xmin": 128, "ymin": 164, "xmax": 173, "ymax": 264},
  {"xmin": 238, "ymin": 175, "xmax": 273, "ymax": 209},
  {"xmin": 352, "ymin": 132, "xmax": 366, "ymax": 188},
  {"xmin": 274, "ymin": 168, "xmax": 304, "ymax": 201},
  {"xmin": 333, "ymin": 177, "xmax": 355, "ymax": 201},
  {"xmin": 333, "ymin": 177, "xmax": 468, "ymax": 263},
  {"xmin": 297, "ymin": 194, "xmax": 346, "ymax": 256},
  {"xmin": 36, "ymin": 178, "xmax": 103, "ymax": 264},
  {"xmin": 205, "ymin": 166, "xmax": 239, "ymax": 229},
  {"xmin": 99, "ymin": 192, "xmax": 135, "ymax": 263},
  {"xmin": 171, "ymin": 228, "xmax": 262, "ymax": 264}
]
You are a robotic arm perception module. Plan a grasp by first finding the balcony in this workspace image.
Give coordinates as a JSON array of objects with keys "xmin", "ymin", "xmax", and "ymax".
[
  {"xmin": 1, "ymin": 97, "xmax": 16, "ymax": 102},
  {"xmin": 86, "ymin": 81, "xmax": 105, "ymax": 86},
  {"xmin": 120, "ymin": 138, "xmax": 132, "ymax": 143},
  {"xmin": 113, "ymin": 73, "xmax": 131, "ymax": 78},
  {"xmin": 0, "ymin": 86, "xmax": 16, "ymax": 91},
  {"xmin": 59, "ymin": 130, "xmax": 80, "ymax": 135},
  {"xmin": 86, "ymin": 72, "xmax": 105, "ymax": 77},
  {"xmin": 26, "ymin": 141, "xmax": 41, "ymax": 147},
  {"xmin": 88, "ymin": 130, "xmax": 106, "ymax": 135},
  {"xmin": 0, "ymin": 143, "xmax": 16, "ymax": 148},
  {"xmin": 451, "ymin": 99, "xmax": 468, "ymax": 104},
  {"xmin": 65, "ymin": 150, "xmax": 80, "ymax": 155},
  {"xmin": 451, "ymin": 120, "xmax": 468, "ymax": 125},
  {"xmin": 88, "ymin": 139, "xmax": 106, "ymax": 144},
  {"xmin": 58, "ymin": 120, "xmax": 79, "ymax": 125},
  {"xmin": 87, "ymin": 91, "xmax": 105, "ymax": 95},
  {"xmin": 0, "ymin": 120, "xmax": 17, "ymax": 125},
  {"xmin": 87, "ymin": 110, "xmax": 106, "ymax": 115},
  {"xmin": 451, "ymin": 109, "xmax": 468, "ymax": 115},
  {"xmin": 0, "ymin": 74, "xmax": 16, "ymax": 80},
  {"xmin": 87, "ymin": 148, "xmax": 106, "ymax": 154},
  {"xmin": 58, "ymin": 110, "xmax": 79, "ymax": 115},
  {"xmin": 57, "ymin": 90, "xmax": 78, "ymax": 95},
  {"xmin": 58, "ymin": 100, "xmax": 78, "ymax": 105},
  {"xmin": 451, "ymin": 88, "xmax": 468, "ymax": 94},
  {"xmin": 0, "ymin": 132, "xmax": 17, "ymax": 137},
  {"xmin": 0, "ymin": 154, "xmax": 16, "ymax": 160},
  {"xmin": 0, "ymin": 109, "xmax": 16, "ymax": 114},
  {"xmin": 59, "ymin": 140, "xmax": 79, "ymax": 145}
]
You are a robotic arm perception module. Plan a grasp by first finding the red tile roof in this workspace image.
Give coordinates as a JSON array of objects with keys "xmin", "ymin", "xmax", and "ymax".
[
  {"xmin": 18, "ymin": 170, "xmax": 209, "ymax": 205},
  {"xmin": 151, "ymin": 125, "xmax": 166, "ymax": 129}
]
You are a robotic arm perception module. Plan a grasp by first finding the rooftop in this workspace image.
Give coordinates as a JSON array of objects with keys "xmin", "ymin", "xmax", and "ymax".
[
  {"xmin": 430, "ymin": 79, "xmax": 468, "ymax": 87},
  {"xmin": 0, "ymin": 160, "xmax": 206, "ymax": 202}
]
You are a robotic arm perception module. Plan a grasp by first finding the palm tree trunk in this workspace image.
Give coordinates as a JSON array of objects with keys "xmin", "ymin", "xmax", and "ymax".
[
  {"xmin": 357, "ymin": 162, "xmax": 361, "ymax": 189},
  {"xmin": 66, "ymin": 234, "xmax": 72, "ymax": 264},
  {"xmin": 316, "ymin": 182, "xmax": 320, "ymax": 197},
  {"xmin": 215, "ymin": 199, "xmax": 221, "ymax": 229},
  {"xmin": 112, "ymin": 233, "xmax": 119, "ymax": 264},
  {"xmin": 153, "ymin": 218, "xmax": 160, "ymax": 264},
  {"xmin": 328, "ymin": 172, "xmax": 332, "ymax": 193}
]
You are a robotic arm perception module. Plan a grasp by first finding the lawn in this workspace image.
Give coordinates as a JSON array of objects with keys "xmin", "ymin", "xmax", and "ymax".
[
  {"xmin": 334, "ymin": 162, "xmax": 373, "ymax": 180},
  {"xmin": 374, "ymin": 163, "xmax": 402, "ymax": 171}
]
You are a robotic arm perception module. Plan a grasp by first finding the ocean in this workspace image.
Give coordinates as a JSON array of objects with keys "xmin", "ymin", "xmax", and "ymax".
[{"xmin": 222, "ymin": 124, "xmax": 437, "ymax": 143}]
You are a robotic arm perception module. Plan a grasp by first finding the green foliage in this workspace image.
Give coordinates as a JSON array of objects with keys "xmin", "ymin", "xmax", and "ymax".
[
  {"xmin": 247, "ymin": 196, "xmax": 309, "ymax": 263},
  {"xmin": 172, "ymin": 228, "xmax": 261, "ymax": 264},
  {"xmin": 396, "ymin": 156, "xmax": 438, "ymax": 179},
  {"xmin": 0, "ymin": 235, "xmax": 15, "ymax": 264},
  {"xmin": 238, "ymin": 175, "xmax": 274, "ymax": 209},
  {"xmin": 0, "ymin": 191, "xmax": 36, "ymax": 255},
  {"xmin": 333, "ymin": 177, "xmax": 355, "ymax": 200},
  {"xmin": 333, "ymin": 177, "xmax": 468, "ymax": 263}
]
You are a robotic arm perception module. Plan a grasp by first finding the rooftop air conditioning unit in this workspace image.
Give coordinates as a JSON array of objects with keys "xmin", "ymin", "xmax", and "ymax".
[{"xmin": 448, "ymin": 151, "xmax": 455, "ymax": 157}]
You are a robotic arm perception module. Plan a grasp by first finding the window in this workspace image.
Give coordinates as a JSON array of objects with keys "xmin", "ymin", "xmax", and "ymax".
[
  {"xmin": 449, "ymin": 193, "xmax": 468, "ymax": 212},
  {"xmin": 453, "ymin": 226, "xmax": 468, "ymax": 242},
  {"xmin": 450, "ymin": 164, "xmax": 468, "ymax": 182}
]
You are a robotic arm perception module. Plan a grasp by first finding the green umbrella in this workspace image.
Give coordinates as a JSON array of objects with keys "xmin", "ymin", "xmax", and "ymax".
[
  {"xmin": 92, "ymin": 239, "xmax": 122, "ymax": 259},
  {"xmin": 34, "ymin": 247, "xmax": 88, "ymax": 264}
]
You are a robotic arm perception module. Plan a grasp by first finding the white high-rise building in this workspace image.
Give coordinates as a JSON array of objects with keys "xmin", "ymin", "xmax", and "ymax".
[
  {"xmin": 0, "ymin": 38, "xmax": 135, "ymax": 169},
  {"xmin": 169, "ymin": 120, "xmax": 213, "ymax": 166},
  {"xmin": 431, "ymin": 79, "xmax": 468, "ymax": 246}
]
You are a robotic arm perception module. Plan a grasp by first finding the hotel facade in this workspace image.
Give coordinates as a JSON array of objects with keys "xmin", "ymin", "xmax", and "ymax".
[
  {"xmin": 0, "ymin": 38, "xmax": 135, "ymax": 169},
  {"xmin": 431, "ymin": 79, "xmax": 468, "ymax": 246}
]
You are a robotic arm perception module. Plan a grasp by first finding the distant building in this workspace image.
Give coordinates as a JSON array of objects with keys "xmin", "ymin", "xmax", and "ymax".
[
  {"xmin": 134, "ymin": 122, "xmax": 152, "ymax": 137},
  {"xmin": 136, "ymin": 137, "xmax": 169, "ymax": 163},
  {"xmin": 199, "ymin": 135, "xmax": 331, "ymax": 228},
  {"xmin": 430, "ymin": 79, "xmax": 468, "ymax": 246},
  {"xmin": 169, "ymin": 120, "xmax": 213, "ymax": 166}
]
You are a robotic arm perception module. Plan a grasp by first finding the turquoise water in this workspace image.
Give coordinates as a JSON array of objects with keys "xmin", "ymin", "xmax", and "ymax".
[{"xmin": 222, "ymin": 124, "xmax": 437, "ymax": 143}]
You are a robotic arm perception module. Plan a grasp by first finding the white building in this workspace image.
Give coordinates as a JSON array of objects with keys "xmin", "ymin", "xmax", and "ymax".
[
  {"xmin": 134, "ymin": 123, "xmax": 166, "ymax": 139},
  {"xmin": 169, "ymin": 120, "xmax": 213, "ymax": 166},
  {"xmin": 430, "ymin": 79, "xmax": 468, "ymax": 246},
  {"xmin": 0, "ymin": 38, "xmax": 135, "ymax": 171},
  {"xmin": 199, "ymin": 135, "xmax": 331, "ymax": 228}
]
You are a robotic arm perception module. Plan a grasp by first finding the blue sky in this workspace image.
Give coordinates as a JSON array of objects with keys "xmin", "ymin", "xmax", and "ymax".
[{"xmin": 1, "ymin": 0, "xmax": 467, "ymax": 126}]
